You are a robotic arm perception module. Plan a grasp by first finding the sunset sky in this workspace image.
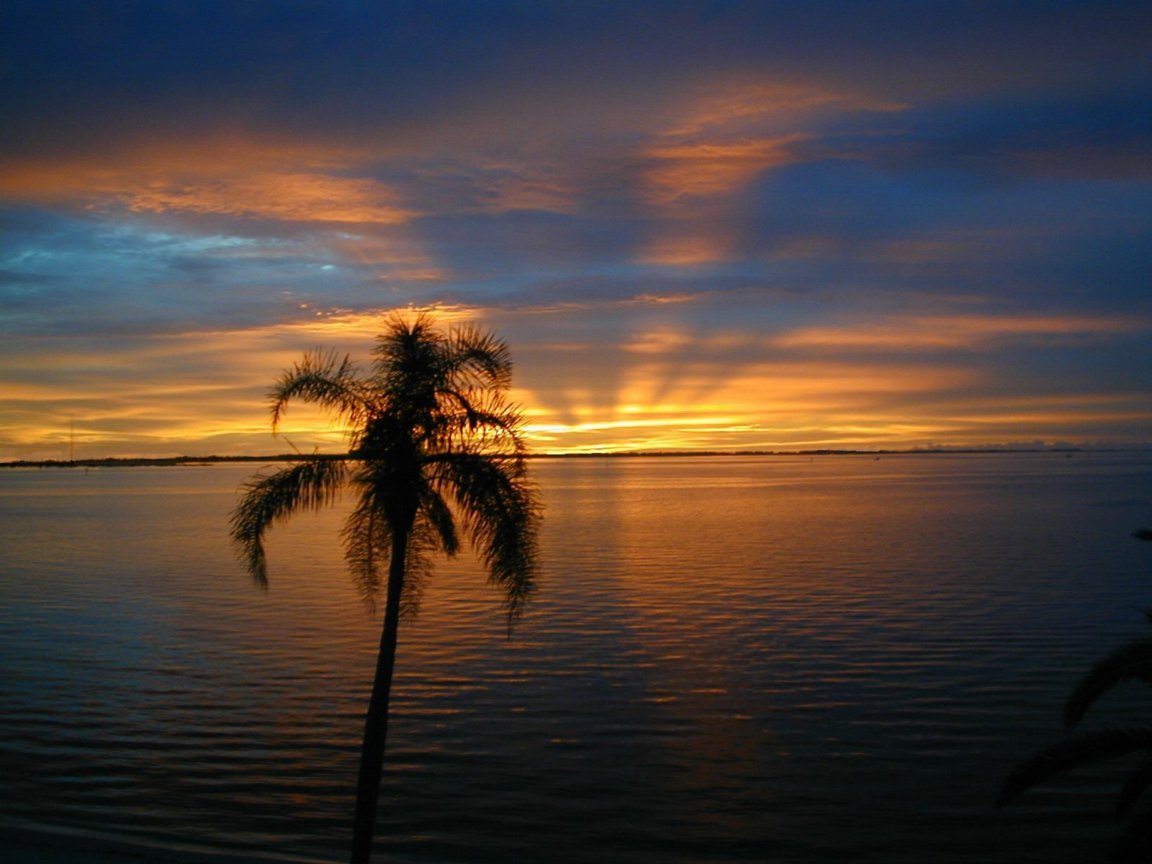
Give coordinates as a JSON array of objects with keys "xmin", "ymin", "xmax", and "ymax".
[{"xmin": 2, "ymin": 1, "xmax": 1150, "ymax": 459}]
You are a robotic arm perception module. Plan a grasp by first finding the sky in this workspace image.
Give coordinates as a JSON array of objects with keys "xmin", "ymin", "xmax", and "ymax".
[{"xmin": 1, "ymin": 0, "xmax": 1150, "ymax": 459}]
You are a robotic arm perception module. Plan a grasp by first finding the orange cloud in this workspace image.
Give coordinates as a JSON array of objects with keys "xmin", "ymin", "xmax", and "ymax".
[
  {"xmin": 624, "ymin": 327, "xmax": 697, "ymax": 355},
  {"xmin": 642, "ymin": 136, "xmax": 808, "ymax": 204},
  {"xmin": 641, "ymin": 78, "xmax": 905, "ymax": 206},
  {"xmin": 328, "ymin": 234, "xmax": 448, "ymax": 282},
  {"xmin": 775, "ymin": 313, "xmax": 1150, "ymax": 350},
  {"xmin": 119, "ymin": 172, "xmax": 415, "ymax": 224},
  {"xmin": 0, "ymin": 137, "xmax": 418, "ymax": 225},
  {"xmin": 471, "ymin": 160, "xmax": 580, "ymax": 214},
  {"xmin": 634, "ymin": 231, "xmax": 737, "ymax": 266},
  {"xmin": 514, "ymin": 343, "xmax": 979, "ymax": 452},
  {"xmin": 503, "ymin": 302, "xmax": 1144, "ymax": 452},
  {"xmin": 4, "ymin": 301, "xmax": 1147, "ymax": 461},
  {"xmin": 632, "ymin": 79, "xmax": 905, "ymax": 268},
  {"xmin": 0, "ymin": 306, "xmax": 491, "ymax": 458},
  {"xmin": 663, "ymin": 80, "xmax": 906, "ymax": 139}
]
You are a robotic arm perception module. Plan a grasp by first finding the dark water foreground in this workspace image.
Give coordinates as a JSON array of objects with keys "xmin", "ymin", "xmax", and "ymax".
[
  {"xmin": 1, "ymin": 453, "xmax": 1150, "ymax": 863},
  {"xmin": 0, "ymin": 822, "xmax": 294, "ymax": 864}
]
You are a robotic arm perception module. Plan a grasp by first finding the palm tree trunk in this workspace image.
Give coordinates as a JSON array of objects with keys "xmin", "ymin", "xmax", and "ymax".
[{"xmin": 350, "ymin": 524, "xmax": 409, "ymax": 864}]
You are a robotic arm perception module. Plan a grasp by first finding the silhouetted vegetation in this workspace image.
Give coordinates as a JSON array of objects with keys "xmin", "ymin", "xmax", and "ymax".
[
  {"xmin": 998, "ymin": 529, "xmax": 1152, "ymax": 861},
  {"xmin": 7, "ymin": 447, "xmax": 1137, "ymax": 470},
  {"xmin": 230, "ymin": 313, "xmax": 539, "ymax": 864},
  {"xmin": 0, "ymin": 455, "xmax": 339, "ymax": 468}
]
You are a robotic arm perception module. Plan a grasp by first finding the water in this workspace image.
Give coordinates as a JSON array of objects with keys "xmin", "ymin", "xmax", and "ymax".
[{"xmin": 1, "ymin": 453, "xmax": 1150, "ymax": 863}]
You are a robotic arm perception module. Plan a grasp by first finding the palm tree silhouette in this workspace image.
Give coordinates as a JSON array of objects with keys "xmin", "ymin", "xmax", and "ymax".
[
  {"xmin": 997, "ymin": 530, "xmax": 1152, "ymax": 861},
  {"xmin": 230, "ymin": 312, "xmax": 540, "ymax": 864}
]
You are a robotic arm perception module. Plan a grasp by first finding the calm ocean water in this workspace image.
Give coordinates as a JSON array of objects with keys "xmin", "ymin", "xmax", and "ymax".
[{"xmin": 1, "ymin": 453, "xmax": 1150, "ymax": 863}]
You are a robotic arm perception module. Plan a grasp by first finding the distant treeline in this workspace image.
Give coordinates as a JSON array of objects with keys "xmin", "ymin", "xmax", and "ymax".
[
  {"xmin": 1, "ymin": 447, "xmax": 1124, "ymax": 469},
  {"xmin": 0, "ymin": 454, "xmax": 343, "ymax": 469}
]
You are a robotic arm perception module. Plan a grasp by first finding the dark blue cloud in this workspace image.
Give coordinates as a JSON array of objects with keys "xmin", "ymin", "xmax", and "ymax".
[
  {"xmin": 4, "ymin": 1, "xmax": 1147, "ymax": 156},
  {"xmin": 866, "ymin": 94, "xmax": 1152, "ymax": 181}
]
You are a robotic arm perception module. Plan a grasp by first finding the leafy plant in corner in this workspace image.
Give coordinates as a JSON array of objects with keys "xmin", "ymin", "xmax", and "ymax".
[{"xmin": 997, "ymin": 529, "xmax": 1152, "ymax": 862}]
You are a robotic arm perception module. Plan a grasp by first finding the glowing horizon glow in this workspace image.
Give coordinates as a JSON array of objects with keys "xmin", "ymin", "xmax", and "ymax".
[
  {"xmin": 4, "ymin": 297, "xmax": 1150, "ymax": 460},
  {"xmin": 7, "ymin": 314, "xmax": 1146, "ymax": 460}
]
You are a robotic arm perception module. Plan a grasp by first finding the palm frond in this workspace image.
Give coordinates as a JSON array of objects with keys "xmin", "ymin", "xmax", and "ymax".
[
  {"xmin": 398, "ymin": 517, "xmax": 439, "ymax": 620},
  {"xmin": 1117, "ymin": 755, "xmax": 1152, "ymax": 818},
  {"xmin": 1064, "ymin": 636, "xmax": 1152, "ymax": 727},
  {"xmin": 431, "ymin": 452, "xmax": 540, "ymax": 622},
  {"xmin": 343, "ymin": 496, "xmax": 393, "ymax": 612},
  {"xmin": 997, "ymin": 726, "xmax": 1152, "ymax": 809},
  {"xmin": 430, "ymin": 390, "xmax": 526, "ymax": 456},
  {"xmin": 446, "ymin": 323, "xmax": 512, "ymax": 390},
  {"xmin": 343, "ymin": 488, "xmax": 448, "ymax": 621},
  {"xmin": 1111, "ymin": 800, "xmax": 1152, "ymax": 863},
  {"xmin": 270, "ymin": 349, "xmax": 369, "ymax": 435},
  {"xmin": 230, "ymin": 459, "xmax": 347, "ymax": 587},
  {"xmin": 238, "ymin": 311, "xmax": 539, "ymax": 622},
  {"xmin": 419, "ymin": 486, "xmax": 459, "ymax": 557},
  {"xmin": 372, "ymin": 312, "xmax": 448, "ymax": 395}
]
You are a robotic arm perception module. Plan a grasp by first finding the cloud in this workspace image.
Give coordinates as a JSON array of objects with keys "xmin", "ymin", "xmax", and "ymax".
[
  {"xmin": 775, "ymin": 313, "xmax": 1151, "ymax": 351},
  {"xmin": 661, "ymin": 80, "xmax": 904, "ymax": 138},
  {"xmin": 3, "ymin": 293, "xmax": 1148, "ymax": 459},
  {"xmin": 0, "ymin": 138, "xmax": 418, "ymax": 226},
  {"xmin": 869, "ymin": 94, "xmax": 1152, "ymax": 182},
  {"xmin": 642, "ymin": 137, "xmax": 810, "ymax": 205},
  {"xmin": 0, "ymin": 311, "xmax": 453, "ymax": 458},
  {"xmin": 119, "ymin": 173, "xmax": 415, "ymax": 225},
  {"xmin": 1, "ymin": 3, "xmax": 1150, "ymax": 457},
  {"xmin": 628, "ymin": 79, "xmax": 910, "ymax": 265},
  {"xmin": 516, "ymin": 356, "xmax": 979, "ymax": 452}
]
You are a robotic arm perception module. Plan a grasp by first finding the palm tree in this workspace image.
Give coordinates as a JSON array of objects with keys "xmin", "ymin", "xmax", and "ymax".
[
  {"xmin": 997, "ymin": 530, "xmax": 1152, "ymax": 861},
  {"xmin": 230, "ymin": 312, "xmax": 540, "ymax": 864}
]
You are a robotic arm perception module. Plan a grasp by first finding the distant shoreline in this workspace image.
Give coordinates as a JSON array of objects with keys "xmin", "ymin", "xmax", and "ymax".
[{"xmin": 2, "ymin": 447, "xmax": 1142, "ymax": 469}]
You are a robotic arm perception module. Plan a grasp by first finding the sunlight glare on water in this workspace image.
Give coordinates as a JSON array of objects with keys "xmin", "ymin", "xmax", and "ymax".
[{"xmin": 1, "ymin": 453, "xmax": 1150, "ymax": 863}]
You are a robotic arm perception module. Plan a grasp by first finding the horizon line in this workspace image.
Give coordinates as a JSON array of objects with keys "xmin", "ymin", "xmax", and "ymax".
[{"xmin": 5, "ymin": 445, "xmax": 1151, "ymax": 469}]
